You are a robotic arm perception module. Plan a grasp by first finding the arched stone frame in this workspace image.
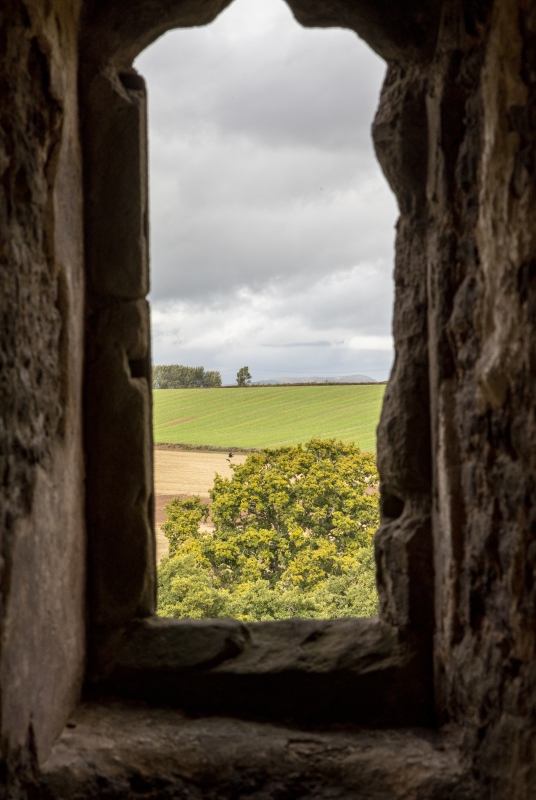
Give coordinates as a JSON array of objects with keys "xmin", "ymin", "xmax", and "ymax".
[{"xmin": 79, "ymin": 0, "xmax": 440, "ymax": 725}]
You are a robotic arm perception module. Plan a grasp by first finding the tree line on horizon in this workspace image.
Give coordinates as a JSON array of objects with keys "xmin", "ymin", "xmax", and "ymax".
[
  {"xmin": 152, "ymin": 364, "xmax": 222, "ymax": 389},
  {"xmin": 153, "ymin": 364, "xmax": 254, "ymax": 388}
]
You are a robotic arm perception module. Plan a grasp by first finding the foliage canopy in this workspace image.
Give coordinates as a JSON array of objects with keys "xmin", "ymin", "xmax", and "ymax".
[
  {"xmin": 153, "ymin": 364, "xmax": 221, "ymax": 389},
  {"xmin": 158, "ymin": 439, "xmax": 379, "ymax": 621},
  {"xmin": 236, "ymin": 366, "xmax": 252, "ymax": 387}
]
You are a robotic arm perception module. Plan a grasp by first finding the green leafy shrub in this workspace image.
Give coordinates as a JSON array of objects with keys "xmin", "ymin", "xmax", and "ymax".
[{"xmin": 158, "ymin": 439, "xmax": 379, "ymax": 621}]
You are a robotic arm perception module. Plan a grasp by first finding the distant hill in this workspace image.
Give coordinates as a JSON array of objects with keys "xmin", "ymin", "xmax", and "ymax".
[{"xmin": 252, "ymin": 374, "xmax": 376, "ymax": 385}]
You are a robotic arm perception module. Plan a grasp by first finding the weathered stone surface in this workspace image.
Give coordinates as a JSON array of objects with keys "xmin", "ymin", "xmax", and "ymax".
[
  {"xmin": 83, "ymin": 70, "xmax": 149, "ymax": 300},
  {"xmin": 80, "ymin": 0, "xmax": 236, "ymax": 73},
  {"xmin": 372, "ymin": 2, "xmax": 536, "ymax": 794},
  {"xmin": 88, "ymin": 617, "xmax": 433, "ymax": 726},
  {"xmin": 39, "ymin": 702, "xmax": 471, "ymax": 800},
  {"xmin": 4, "ymin": 0, "xmax": 536, "ymax": 796},
  {"xmin": 0, "ymin": 0, "xmax": 86, "ymax": 771},
  {"xmin": 91, "ymin": 617, "xmax": 250, "ymax": 677},
  {"xmin": 81, "ymin": 24, "xmax": 155, "ymax": 636},
  {"xmin": 80, "ymin": 0, "xmax": 442, "ymax": 72},
  {"xmin": 85, "ymin": 300, "xmax": 155, "ymax": 628}
]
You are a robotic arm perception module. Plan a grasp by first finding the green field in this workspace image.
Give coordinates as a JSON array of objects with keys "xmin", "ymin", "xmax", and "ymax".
[{"xmin": 153, "ymin": 385, "xmax": 385, "ymax": 451}]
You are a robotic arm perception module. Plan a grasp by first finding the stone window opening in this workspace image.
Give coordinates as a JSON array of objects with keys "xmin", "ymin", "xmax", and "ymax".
[
  {"xmin": 79, "ymin": 0, "xmax": 435, "ymax": 733},
  {"xmin": 7, "ymin": 1, "xmax": 534, "ymax": 794},
  {"xmin": 137, "ymin": 1, "xmax": 394, "ymax": 604}
]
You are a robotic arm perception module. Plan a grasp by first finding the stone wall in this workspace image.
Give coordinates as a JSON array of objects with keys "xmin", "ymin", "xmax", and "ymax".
[
  {"xmin": 2, "ymin": 0, "xmax": 536, "ymax": 797},
  {"xmin": 372, "ymin": 1, "xmax": 536, "ymax": 793},
  {"xmin": 0, "ymin": 0, "xmax": 86, "ymax": 776}
]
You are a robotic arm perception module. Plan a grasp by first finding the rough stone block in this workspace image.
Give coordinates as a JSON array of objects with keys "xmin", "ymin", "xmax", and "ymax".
[{"xmin": 84, "ymin": 71, "xmax": 149, "ymax": 299}]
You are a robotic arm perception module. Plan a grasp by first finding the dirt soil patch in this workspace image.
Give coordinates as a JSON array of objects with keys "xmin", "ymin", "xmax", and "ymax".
[
  {"xmin": 154, "ymin": 449, "xmax": 247, "ymax": 563},
  {"xmin": 154, "ymin": 449, "xmax": 246, "ymax": 497}
]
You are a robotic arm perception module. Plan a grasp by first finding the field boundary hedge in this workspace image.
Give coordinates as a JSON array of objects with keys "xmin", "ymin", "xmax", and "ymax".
[
  {"xmin": 154, "ymin": 443, "xmax": 260, "ymax": 454},
  {"xmin": 154, "ymin": 382, "xmax": 386, "ymax": 389}
]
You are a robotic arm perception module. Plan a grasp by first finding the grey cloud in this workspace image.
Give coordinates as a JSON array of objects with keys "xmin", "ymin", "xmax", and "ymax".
[
  {"xmin": 151, "ymin": 264, "xmax": 394, "ymax": 379},
  {"xmin": 147, "ymin": 156, "xmax": 397, "ymax": 300},
  {"xmin": 140, "ymin": 2, "xmax": 384, "ymax": 151},
  {"xmin": 136, "ymin": 0, "xmax": 396, "ymax": 377}
]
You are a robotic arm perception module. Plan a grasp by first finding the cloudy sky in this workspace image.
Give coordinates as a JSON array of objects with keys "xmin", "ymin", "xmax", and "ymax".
[{"xmin": 135, "ymin": 0, "xmax": 398, "ymax": 384}]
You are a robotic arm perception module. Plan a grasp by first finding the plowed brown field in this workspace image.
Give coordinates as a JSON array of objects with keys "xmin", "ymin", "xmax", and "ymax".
[{"xmin": 154, "ymin": 448, "xmax": 246, "ymax": 563}]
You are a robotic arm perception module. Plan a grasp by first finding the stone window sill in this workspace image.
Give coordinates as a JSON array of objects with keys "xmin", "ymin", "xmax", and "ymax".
[
  {"xmin": 88, "ymin": 616, "xmax": 432, "ymax": 727},
  {"xmin": 40, "ymin": 701, "xmax": 468, "ymax": 798}
]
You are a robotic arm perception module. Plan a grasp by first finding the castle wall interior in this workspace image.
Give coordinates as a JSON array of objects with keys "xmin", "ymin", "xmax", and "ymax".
[{"xmin": 1, "ymin": 0, "xmax": 536, "ymax": 796}]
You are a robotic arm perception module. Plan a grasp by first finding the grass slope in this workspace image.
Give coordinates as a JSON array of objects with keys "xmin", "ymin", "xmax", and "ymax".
[{"xmin": 153, "ymin": 385, "xmax": 385, "ymax": 451}]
